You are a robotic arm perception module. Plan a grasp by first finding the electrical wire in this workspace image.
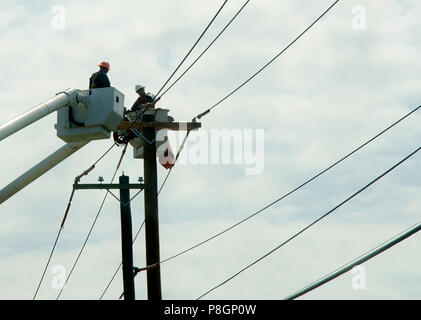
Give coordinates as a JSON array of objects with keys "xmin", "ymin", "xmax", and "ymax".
[
  {"xmin": 136, "ymin": 0, "xmax": 343, "ymax": 271},
  {"xmin": 116, "ymin": 103, "xmax": 419, "ymax": 297},
  {"xmin": 196, "ymin": 146, "xmax": 420, "ymax": 299},
  {"xmin": 193, "ymin": 0, "xmax": 340, "ymax": 121},
  {"xmin": 114, "ymin": 2, "xmax": 230, "ymax": 145},
  {"xmin": 284, "ymin": 221, "xmax": 421, "ymax": 300},
  {"xmin": 56, "ymin": 143, "xmax": 128, "ymax": 299},
  {"xmin": 155, "ymin": 0, "xmax": 229, "ymax": 98},
  {"xmin": 32, "ymin": 142, "xmax": 118, "ymax": 300},
  {"xmin": 93, "ymin": 143, "xmax": 118, "ymax": 167},
  {"xmin": 158, "ymin": 0, "xmax": 251, "ymax": 99},
  {"xmin": 142, "ymin": 105, "xmax": 420, "ymax": 267},
  {"xmin": 32, "ymin": 226, "xmax": 63, "ymax": 300},
  {"xmin": 117, "ymin": 103, "xmax": 418, "ymax": 299}
]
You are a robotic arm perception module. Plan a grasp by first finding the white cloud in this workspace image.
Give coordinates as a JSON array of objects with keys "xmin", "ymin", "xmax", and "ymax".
[{"xmin": 0, "ymin": 0, "xmax": 420, "ymax": 300}]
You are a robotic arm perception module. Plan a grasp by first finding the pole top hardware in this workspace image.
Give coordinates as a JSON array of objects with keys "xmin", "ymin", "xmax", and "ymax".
[{"xmin": 117, "ymin": 121, "xmax": 201, "ymax": 132}]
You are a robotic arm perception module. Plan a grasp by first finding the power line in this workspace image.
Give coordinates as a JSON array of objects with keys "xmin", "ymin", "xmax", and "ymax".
[
  {"xmin": 32, "ymin": 225, "xmax": 63, "ymax": 300},
  {"xmin": 143, "ymin": 0, "xmax": 345, "ymax": 270},
  {"xmin": 143, "ymin": 105, "xmax": 420, "ymax": 267},
  {"xmin": 56, "ymin": 143, "xmax": 128, "ymax": 299},
  {"xmin": 193, "ymin": 0, "xmax": 340, "ymax": 121},
  {"xmin": 101, "ymin": 12, "xmax": 233, "ymax": 302},
  {"xmin": 114, "ymin": 1, "xmax": 230, "ymax": 151},
  {"xmin": 158, "ymin": 0, "xmax": 251, "ymax": 99},
  {"xmin": 155, "ymin": 0, "xmax": 229, "ymax": 98},
  {"xmin": 117, "ymin": 103, "xmax": 417, "ymax": 299},
  {"xmin": 93, "ymin": 143, "xmax": 118, "ymax": 167},
  {"xmin": 32, "ymin": 142, "xmax": 117, "ymax": 300},
  {"xmin": 108, "ymin": 103, "xmax": 418, "ymax": 299},
  {"xmin": 284, "ymin": 221, "xmax": 421, "ymax": 300},
  {"xmin": 196, "ymin": 146, "xmax": 420, "ymax": 299},
  {"xmin": 106, "ymin": 1, "xmax": 340, "ymax": 289}
]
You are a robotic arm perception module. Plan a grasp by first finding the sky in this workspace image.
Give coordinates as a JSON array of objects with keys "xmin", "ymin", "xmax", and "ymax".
[{"xmin": 0, "ymin": 0, "xmax": 420, "ymax": 300}]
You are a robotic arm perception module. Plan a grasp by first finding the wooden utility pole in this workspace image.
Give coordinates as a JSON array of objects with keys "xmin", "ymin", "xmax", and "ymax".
[
  {"xmin": 142, "ymin": 113, "xmax": 162, "ymax": 300},
  {"xmin": 118, "ymin": 113, "xmax": 201, "ymax": 300},
  {"xmin": 119, "ymin": 174, "xmax": 135, "ymax": 300}
]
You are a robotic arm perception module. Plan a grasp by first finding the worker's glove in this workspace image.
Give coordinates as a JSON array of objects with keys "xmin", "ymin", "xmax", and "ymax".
[{"xmin": 125, "ymin": 111, "xmax": 137, "ymax": 121}]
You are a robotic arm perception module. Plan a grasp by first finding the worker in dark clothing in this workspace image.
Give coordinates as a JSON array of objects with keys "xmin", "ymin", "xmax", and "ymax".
[
  {"xmin": 89, "ymin": 61, "xmax": 111, "ymax": 89},
  {"xmin": 131, "ymin": 84, "xmax": 155, "ymax": 112},
  {"xmin": 114, "ymin": 84, "xmax": 157, "ymax": 145}
]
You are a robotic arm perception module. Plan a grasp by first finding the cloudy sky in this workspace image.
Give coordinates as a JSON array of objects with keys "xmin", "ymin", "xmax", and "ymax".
[{"xmin": 0, "ymin": 0, "xmax": 420, "ymax": 300}]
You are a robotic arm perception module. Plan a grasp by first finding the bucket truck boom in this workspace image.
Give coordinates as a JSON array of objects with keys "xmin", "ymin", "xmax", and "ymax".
[
  {"xmin": 0, "ymin": 89, "xmax": 79, "ymax": 142},
  {"xmin": 0, "ymin": 87, "xmax": 125, "ymax": 204}
]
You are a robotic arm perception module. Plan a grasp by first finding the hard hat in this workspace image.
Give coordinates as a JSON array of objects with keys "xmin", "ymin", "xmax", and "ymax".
[
  {"xmin": 135, "ymin": 84, "xmax": 145, "ymax": 92},
  {"xmin": 98, "ymin": 61, "xmax": 110, "ymax": 70}
]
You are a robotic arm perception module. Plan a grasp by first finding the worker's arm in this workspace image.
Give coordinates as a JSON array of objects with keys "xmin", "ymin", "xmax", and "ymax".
[{"xmin": 141, "ymin": 96, "xmax": 161, "ymax": 110}]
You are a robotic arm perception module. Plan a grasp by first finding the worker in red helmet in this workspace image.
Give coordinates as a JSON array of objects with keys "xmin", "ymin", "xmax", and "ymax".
[{"xmin": 89, "ymin": 61, "xmax": 111, "ymax": 89}]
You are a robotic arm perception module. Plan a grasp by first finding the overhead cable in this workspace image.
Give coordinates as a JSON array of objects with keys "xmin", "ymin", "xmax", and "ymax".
[
  {"xmin": 285, "ymin": 221, "xmax": 421, "ymax": 300},
  {"xmin": 158, "ymin": 0, "xmax": 251, "ymax": 99},
  {"xmin": 32, "ymin": 142, "xmax": 118, "ymax": 300},
  {"xmin": 193, "ymin": 0, "xmax": 340, "ymax": 121},
  {"xmin": 145, "ymin": 105, "xmax": 420, "ymax": 267},
  {"xmin": 56, "ymin": 143, "xmax": 128, "ymax": 299},
  {"xmin": 155, "ymin": 0, "xmax": 229, "ymax": 97},
  {"xmin": 196, "ymin": 146, "xmax": 420, "ymax": 299}
]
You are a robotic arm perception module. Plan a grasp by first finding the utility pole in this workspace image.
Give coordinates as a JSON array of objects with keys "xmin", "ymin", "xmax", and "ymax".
[
  {"xmin": 142, "ymin": 113, "xmax": 162, "ymax": 300},
  {"xmin": 73, "ymin": 175, "xmax": 144, "ymax": 300},
  {"xmin": 117, "ymin": 110, "xmax": 201, "ymax": 301},
  {"xmin": 119, "ymin": 174, "xmax": 135, "ymax": 300}
]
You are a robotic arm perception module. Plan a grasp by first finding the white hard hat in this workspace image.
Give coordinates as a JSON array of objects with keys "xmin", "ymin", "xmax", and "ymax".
[{"xmin": 135, "ymin": 84, "xmax": 145, "ymax": 92}]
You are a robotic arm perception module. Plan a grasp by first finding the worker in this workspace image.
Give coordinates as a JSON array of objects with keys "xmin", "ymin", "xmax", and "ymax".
[
  {"xmin": 131, "ymin": 85, "xmax": 155, "ymax": 112},
  {"xmin": 89, "ymin": 61, "xmax": 111, "ymax": 89}
]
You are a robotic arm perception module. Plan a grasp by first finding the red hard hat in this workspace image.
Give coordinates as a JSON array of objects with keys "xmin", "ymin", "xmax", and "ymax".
[{"xmin": 98, "ymin": 61, "xmax": 110, "ymax": 70}]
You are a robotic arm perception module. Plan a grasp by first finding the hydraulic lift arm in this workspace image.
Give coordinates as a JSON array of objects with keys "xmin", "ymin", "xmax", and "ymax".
[
  {"xmin": 0, "ymin": 89, "xmax": 78, "ymax": 142},
  {"xmin": 0, "ymin": 87, "xmax": 125, "ymax": 204},
  {"xmin": 0, "ymin": 141, "xmax": 89, "ymax": 204}
]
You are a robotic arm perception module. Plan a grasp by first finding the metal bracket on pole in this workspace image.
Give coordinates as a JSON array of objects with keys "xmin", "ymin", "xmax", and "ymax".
[
  {"xmin": 73, "ymin": 183, "xmax": 145, "ymax": 190},
  {"xmin": 117, "ymin": 121, "xmax": 201, "ymax": 131},
  {"xmin": 73, "ymin": 181, "xmax": 145, "ymax": 207}
]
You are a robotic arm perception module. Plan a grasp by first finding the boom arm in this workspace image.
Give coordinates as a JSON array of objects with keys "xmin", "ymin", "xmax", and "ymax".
[
  {"xmin": 0, "ymin": 141, "xmax": 89, "ymax": 204},
  {"xmin": 0, "ymin": 87, "xmax": 125, "ymax": 205},
  {"xmin": 0, "ymin": 89, "xmax": 78, "ymax": 142}
]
